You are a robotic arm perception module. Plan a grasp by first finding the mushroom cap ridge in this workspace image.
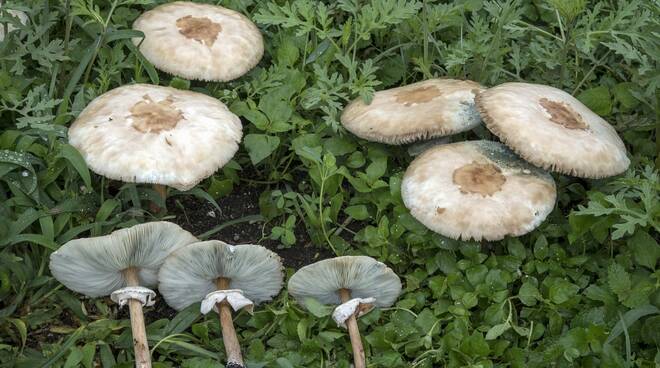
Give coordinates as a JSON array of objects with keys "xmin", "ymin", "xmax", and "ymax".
[
  {"xmin": 158, "ymin": 240, "xmax": 284, "ymax": 311},
  {"xmin": 401, "ymin": 140, "xmax": 557, "ymax": 241},
  {"xmin": 341, "ymin": 78, "xmax": 485, "ymax": 144},
  {"xmin": 288, "ymin": 256, "xmax": 402, "ymax": 308},
  {"xmin": 49, "ymin": 222, "xmax": 198, "ymax": 297}
]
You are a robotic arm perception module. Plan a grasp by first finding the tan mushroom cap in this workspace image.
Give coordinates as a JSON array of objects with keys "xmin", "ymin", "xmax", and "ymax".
[
  {"xmin": 401, "ymin": 140, "xmax": 557, "ymax": 241},
  {"xmin": 68, "ymin": 84, "xmax": 242, "ymax": 191},
  {"xmin": 133, "ymin": 1, "xmax": 263, "ymax": 81},
  {"xmin": 476, "ymin": 82, "xmax": 629, "ymax": 178},
  {"xmin": 340, "ymin": 79, "xmax": 485, "ymax": 144}
]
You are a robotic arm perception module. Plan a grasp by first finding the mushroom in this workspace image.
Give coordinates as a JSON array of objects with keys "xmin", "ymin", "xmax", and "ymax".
[
  {"xmin": 475, "ymin": 82, "xmax": 630, "ymax": 178},
  {"xmin": 158, "ymin": 240, "xmax": 284, "ymax": 368},
  {"xmin": 0, "ymin": 4, "xmax": 28, "ymax": 41},
  {"xmin": 288, "ymin": 256, "xmax": 402, "ymax": 368},
  {"xmin": 49, "ymin": 221, "xmax": 198, "ymax": 368},
  {"xmin": 340, "ymin": 78, "xmax": 485, "ymax": 144},
  {"xmin": 133, "ymin": 1, "xmax": 264, "ymax": 82},
  {"xmin": 68, "ymin": 83, "xmax": 242, "ymax": 212},
  {"xmin": 401, "ymin": 140, "xmax": 557, "ymax": 241}
]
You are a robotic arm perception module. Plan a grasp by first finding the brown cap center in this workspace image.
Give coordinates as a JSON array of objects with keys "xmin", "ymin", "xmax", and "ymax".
[
  {"xmin": 394, "ymin": 85, "xmax": 441, "ymax": 106},
  {"xmin": 176, "ymin": 15, "xmax": 222, "ymax": 46},
  {"xmin": 452, "ymin": 161, "xmax": 506, "ymax": 196},
  {"xmin": 539, "ymin": 98, "xmax": 588, "ymax": 130},
  {"xmin": 129, "ymin": 95, "xmax": 184, "ymax": 133}
]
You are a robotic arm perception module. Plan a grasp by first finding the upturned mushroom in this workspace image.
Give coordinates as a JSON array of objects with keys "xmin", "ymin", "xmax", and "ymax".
[
  {"xmin": 341, "ymin": 78, "xmax": 485, "ymax": 144},
  {"xmin": 133, "ymin": 1, "xmax": 263, "ymax": 82},
  {"xmin": 476, "ymin": 82, "xmax": 630, "ymax": 178},
  {"xmin": 401, "ymin": 140, "xmax": 557, "ymax": 241},
  {"xmin": 68, "ymin": 83, "xmax": 242, "ymax": 212},
  {"xmin": 288, "ymin": 256, "xmax": 402, "ymax": 368},
  {"xmin": 49, "ymin": 222, "xmax": 198, "ymax": 368},
  {"xmin": 158, "ymin": 240, "xmax": 283, "ymax": 368}
]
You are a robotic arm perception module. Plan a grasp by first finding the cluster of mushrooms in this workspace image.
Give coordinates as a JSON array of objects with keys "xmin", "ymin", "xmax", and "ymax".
[
  {"xmin": 39, "ymin": 0, "xmax": 632, "ymax": 367},
  {"xmin": 66, "ymin": 1, "xmax": 261, "ymax": 212},
  {"xmin": 50, "ymin": 222, "xmax": 401, "ymax": 368},
  {"xmin": 341, "ymin": 79, "xmax": 629, "ymax": 241},
  {"xmin": 49, "ymin": 3, "xmax": 403, "ymax": 367}
]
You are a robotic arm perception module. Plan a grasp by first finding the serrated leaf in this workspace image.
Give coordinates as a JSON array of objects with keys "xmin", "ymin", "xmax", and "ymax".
[{"xmin": 607, "ymin": 263, "xmax": 631, "ymax": 299}]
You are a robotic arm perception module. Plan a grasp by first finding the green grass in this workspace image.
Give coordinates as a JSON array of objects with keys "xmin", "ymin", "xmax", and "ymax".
[{"xmin": 1, "ymin": 0, "xmax": 659, "ymax": 367}]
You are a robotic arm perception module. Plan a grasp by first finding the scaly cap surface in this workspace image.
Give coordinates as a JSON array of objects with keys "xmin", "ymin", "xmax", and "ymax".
[
  {"xmin": 401, "ymin": 140, "xmax": 557, "ymax": 241},
  {"xmin": 133, "ymin": 1, "xmax": 263, "ymax": 81},
  {"xmin": 68, "ymin": 84, "xmax": 242, "ymax": 191},
  {"xmin": 341, "ymin": 79, "xmax": 485, "ymax": 144},
  {"xmin": 476, "ymin": 82, "xmax": 629, "ymax": 178}
]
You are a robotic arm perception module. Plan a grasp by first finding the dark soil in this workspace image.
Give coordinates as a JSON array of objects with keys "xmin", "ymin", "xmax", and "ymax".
[{"xmin": 166, "ymin": 183, "xmax": 334, "ymax": 269}]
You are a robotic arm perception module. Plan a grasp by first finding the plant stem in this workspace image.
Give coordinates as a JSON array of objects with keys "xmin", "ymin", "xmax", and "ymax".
[
  {"xmin": 655, "ymin": 89, "xmax": 660, "ymax": 170},
  {"xmin": 318, "ymin": 165, "xmax": 338, "ymax": 255},
  {"xmin": 339, "ymin": 288, "xmax": 365, "ymax": 368},
  {"xmin": 216, "ymin": 277, "xmax": 244, "ymax": 368},
  {"xmin": 82, "ymin": 0, "xmax": 118, "ymax": 85},
  {"xmin": 123, "ymin": 267, "xmax": 152, "ymax": 368},
  {"xmin": 150, "ymin": 184, "xmax": 167, "ymax": 213}
]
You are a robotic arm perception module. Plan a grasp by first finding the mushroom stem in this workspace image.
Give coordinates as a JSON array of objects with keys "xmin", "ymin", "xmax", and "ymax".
[
  {"xmin": 215, "ymin": 277, "xmax": 245, "ymax": 368},
  {"xmin": 339, "ymin": 288, "xmax": 366, "ymax": 368},
  {"xmin": 123, "ymin": 267, "xmax": 152, "ymax": 368},
  {"xmin": 149, "ymin": 184, "xmax": 168, "ymax": 213}
]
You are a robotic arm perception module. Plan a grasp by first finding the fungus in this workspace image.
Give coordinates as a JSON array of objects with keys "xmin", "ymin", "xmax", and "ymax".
[
  {"xmin": 49, "ymin": 222, "xmax": 197, "ymax": 368},
  {"xmin": 67, "ymin": 83, "xmax": 242, "ymax": 212},
  {"xmin": 475, "ymin": 82, "xmax": 630, "ymax": 178},
  {"xmin": 288, "ymin": 256, "xmax": 402, "ymax": 368},
  {"xmin": 133, "ymin": 1, "xmax": 264, "ymax": 82},
  {"xmin": 340, "ymin": 79, "xmax": 485, "ymax": 144},
  {"xmin": 158, "ymin": 240, "xmax": 284, "ymax": 368},
  {"xmin": 401, "ymin": 140, "xmax": 557, "ymax": 241}
]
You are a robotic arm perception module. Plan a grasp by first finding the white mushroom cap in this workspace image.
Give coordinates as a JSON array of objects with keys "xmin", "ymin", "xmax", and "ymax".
[
  {"xmin": 68, "ymin": 84, "xmax": 242, "ymax": 191},
  {"xmin": 133, "ymin": 1, "xmax": 263, "ymax": 82},
  {"xmin": 158, "ymin": 240, "xmax": 284, "ymax": 311},
  {"xmin": 288, "ymin": 256, "xmax": 401, "ymax": 308},
  {"xmin": 401, "ymin": 140, "xmax": 557, "ymax": 241},
  {"xmin": 476, "ymin": 82, "xmax": 630, "ymax": 178},
  {"xmin": 340, "ymin": 79, "xmax": 485, "ymax": 144},
  {"xmin": 0, "ymin": 6, "xmax": 28, "ymax": 41},
  {"xmin": 49, "ymin": 222, "xmax": 198, "ymax": 297}
]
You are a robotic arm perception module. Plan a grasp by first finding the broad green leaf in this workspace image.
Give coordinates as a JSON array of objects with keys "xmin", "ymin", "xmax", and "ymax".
[
  {"xmin": 460, "ymin": 332, "xmax": 490, "ymax": 357},
  {"xmin": 303, "ymin": 297, "xmax": 331, "ymax": 317},
  {"xmin": 628, "ymin": 231, "xmax": 660, "ymax": 269},
  {"xmin": 344, "ymin": 205, "xmax": 369, "ymax": 220},
  {"xmin": 577, "ymin": 86, "xmax": 612, "ymax": 116},
  {"xmin": 548, "ymin": 279, "xmax": 580, "ymax": 304},
  {"xmin": 244, "ymin": 134, "xmax": 281, "ymax": 165},
  {"xmin": 486, "ymin": 322, "xmax": 510, "ymax": 340}
]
